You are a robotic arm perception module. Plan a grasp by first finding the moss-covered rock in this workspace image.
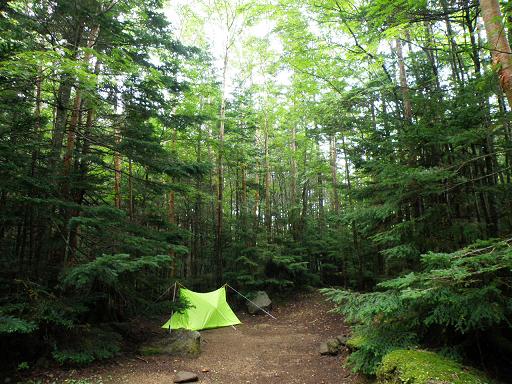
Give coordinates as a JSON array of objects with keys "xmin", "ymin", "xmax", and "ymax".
[
  {"xmin": 346, "ymin": 335, "xmax": 366, "ymax": 351},
  {"xmin": 320, "ymin": 338, "xmax": 341, "ymax": 355},
  {"xmin": 139, "ymin": 329, "xmax": 201, "ymax": 357},
  {"xmin": 377, "ymin": 350, "xmax": 492, "ymax": 384}
]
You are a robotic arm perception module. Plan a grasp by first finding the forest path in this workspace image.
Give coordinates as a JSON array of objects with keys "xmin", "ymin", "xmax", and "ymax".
[{"xmin": 52, "ymin": 292, "xmax": 364, "ymax": 384}]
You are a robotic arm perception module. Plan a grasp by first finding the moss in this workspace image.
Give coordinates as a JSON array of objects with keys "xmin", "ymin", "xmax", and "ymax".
[
  {"xmin": 377, "ymin": 350, "xmax": 492, "ymax": 384},
  {"xmin": 139, "ymin": 345, "xmax": 164, "ymax": 356},
  {"xmin": 346, "ymin": 335, "xmax": 366, "ymax": 351},
  {"xmin": 138, "ymin": 330, "xmax": 201, "ymax": 357}
]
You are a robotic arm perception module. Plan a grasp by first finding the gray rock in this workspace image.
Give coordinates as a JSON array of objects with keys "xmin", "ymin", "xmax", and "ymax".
[
  {"xmin": 174, "ymin": 371, "xmax": 198, "ymax": 383},
  {"xmin": 319, "ymin": 342, "xmax": 330, "ymax": 355},
  {"xmin": 320, "ymin": 338, "xmax": 341, "ymax": 355},
  {"xmin": 139, "ymin": 329, "xmax": 201, "ymax": 357},
  {"xmin": 247, "ymin": 291, "xmax": 272, "ymax": 315},
  {"xmin": 336, "ymin": 334, "xmax": 348, "ymax": 346}
]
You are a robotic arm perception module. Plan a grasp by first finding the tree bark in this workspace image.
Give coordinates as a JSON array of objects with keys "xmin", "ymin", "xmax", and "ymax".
[
  {"xmin": 63, "ymin": 25, "xmax": 100, "ymax": 182},
  {"xmin": 396, "ymin": 38, "xmax": 413, "ymax": 121},
  {"xmin": 264, "ymin": 112, "xmax": 272, "ymax": 241},
  {"xmin": 214, "ymin": 45, "xmax": 229, "ymax": 285},
  {"xmin": 290, "ymin": 123, "xmax": 297, "ymax": 236},
  {"xmin": 128, "ymin": 159, "xmax": 133, "ymax": 220},
  {"xmin": 480, "ymin": 0, "xmax": 512, "ymax": 106},
  {"xmin": 329, "ymin": 133, "xmax": 339, "ymax": 213},
  {"xmin": 253, "ymin": 161, "xmax": 260, "ymax": 246}
]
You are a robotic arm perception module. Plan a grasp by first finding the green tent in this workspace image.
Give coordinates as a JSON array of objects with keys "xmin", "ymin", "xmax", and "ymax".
[{"xmin": 162, "ymin": 286, "xmax": 241, "ymax": 331}]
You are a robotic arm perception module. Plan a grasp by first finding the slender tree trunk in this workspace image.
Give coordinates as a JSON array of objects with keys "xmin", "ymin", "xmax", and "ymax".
[
  {"xmin": 465, "ymin": 1, "xmax": 482, "ymax": 76},
  {"xmin": 128, "ymin": 159, "xmax": 133, "ymax": 220},
  {"xmin": 290, "ymin": 123, "xmax": 297, "ymax": 236},
  {"xmin": 342, "ymin": 134, "xmax": 362, "ymax": 289},
  {"xmin": 27, "ymin": 66, "xmax": 43, "ymax": 270},
  {"xmin": 480, "ymin": 0, "xmax": 512, "ymax": 106},
  {"xmin": 241, "ymin": 164, "xmax": 248, "ymax": 244},
  {"xmin": 396, "ymin": 38, "xmax": 413, "ymax": 121},
  {"xmin": 63, "ymin": 25, "xmax": 100, "ymax": 182},
  {"xmin": 423, "ymin": 21, "xmax": 442, "ymax": 90},
  {"xmin": 50, "ymin": 23, "xmax": 84, "ymax": 172},
  {"xmin": 253, "ymin": 161, "xmax": 260, "ymax": 246},
  {"xmin": 114, "ymin": 123, "xmax": 122, "ymax": 210},
  {"xmin": 329, "ymin": 133, "xmax": 339, "ymax": 213},
  {"xmin": 264, "ymin": 112, "xmax": 272, "ymax": 241},
  {"xmin": 77, "ymin": 60, "xmax": 100, "ymax": 204},
  {"xmin": 168, "ymin": 127, "xmax": 177, "ymax": 276},
  {"xmin": 441, "ymin": 0, "xmax": 464, "ymax": 84},
  {"xmin": 214, "ymin": 45, "xmax": 229, "ymax": 284},
  {"xmin": 317, "ymin": 143, "xmax": 325, "ymax": 229}
]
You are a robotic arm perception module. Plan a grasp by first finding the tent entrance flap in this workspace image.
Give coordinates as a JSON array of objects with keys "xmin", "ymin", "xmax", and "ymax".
[{"xmin": 162, "ymin": 286, "xmax": 241, "ymax": 331}]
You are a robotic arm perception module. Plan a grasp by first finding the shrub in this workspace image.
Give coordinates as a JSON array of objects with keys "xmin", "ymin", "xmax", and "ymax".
[
  {"xmin": 323, "ymin": 238, "xmax": 512, "ymax": 376},
  {"xmin": 51, "ymin": 326, "xmax": 122, "ymax": 365}
]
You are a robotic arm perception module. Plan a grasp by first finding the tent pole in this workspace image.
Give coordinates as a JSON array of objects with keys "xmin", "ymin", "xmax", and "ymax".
[
  {"xmin": 226, "ymin": 284, "xmax": 277, "ymax": 319},
  {"xmin": 169, "ymin": 281, "xmax": 177, "ymax": 334}
]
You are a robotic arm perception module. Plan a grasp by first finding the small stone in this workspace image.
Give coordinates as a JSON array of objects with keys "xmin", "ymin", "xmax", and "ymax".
[
  {"xmin": 320, "ymin": 338, "xmax": 341, "ymax": 355},
  {"xmin": 336, "ymin": 335, "xmax": 348, "ymax": 345},
  {"xmin": 174, "ymin": 371, "xmax": 198, "ymax": 383},
  {"xmin": 319, "ymin": 342, "xmax": 330, "ymax": 355}
]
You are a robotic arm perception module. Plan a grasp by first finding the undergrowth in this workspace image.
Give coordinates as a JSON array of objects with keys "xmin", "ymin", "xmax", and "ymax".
[
  {"xmin": 323, "ymin": 238, "xmax": 512, "ymax": 377},
  {"xmin": 0, "ymin": 254, "xmax": 187, "ymax": 370}
]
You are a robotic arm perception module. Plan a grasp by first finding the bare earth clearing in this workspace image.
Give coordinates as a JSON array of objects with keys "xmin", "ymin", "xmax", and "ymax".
[{"xmin": 33, "ymin": 293, "xmax": 365, "ymax": 384}]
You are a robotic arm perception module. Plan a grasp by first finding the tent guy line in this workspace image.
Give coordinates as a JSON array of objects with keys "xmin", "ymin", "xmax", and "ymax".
[
  {"xmin": 173, "ymin": 281, "xmax": 277, "ymax": 320},
  {"xmin": 163, "ymin": 283, "xmax": 276, "ymax": 333},
  {"xmin": 224, "ymin": 284, "xmax": 277, "ymax": 320}
]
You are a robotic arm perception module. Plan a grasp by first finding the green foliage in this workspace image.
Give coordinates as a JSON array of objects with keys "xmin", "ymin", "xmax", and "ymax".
[
  {"xmin": 377, "ymin": 350, "xmax": 491, "ymax": 384},
  {"xmin": 4, "ymin": 0, "xmax": 512, "ymax": 381},
  {"xmin": 0, "ymin": 0, "xmax": 205, "ymax": 372},
  {"xmin": 0, "ymin": 315, "xmax": 37, "ymax": 334},
  {"xmin": 323, "ymin": 238, "xmax": 512, "ymax": 374},
  {"xmin": 224, "ymin": 235, "xmax": 322, "ymax": 293},
  {"xmin": 51, "ymin": 327, "xmax": 122, "ymax": 365},
  {"xmin": 61, "ymin": 254, "xmax": 170, "ymax": 292}
]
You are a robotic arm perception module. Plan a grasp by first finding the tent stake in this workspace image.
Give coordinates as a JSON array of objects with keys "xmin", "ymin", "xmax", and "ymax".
[{"xmin": 226, "ymin": 284, "xmax": 277, "ymax": 319}]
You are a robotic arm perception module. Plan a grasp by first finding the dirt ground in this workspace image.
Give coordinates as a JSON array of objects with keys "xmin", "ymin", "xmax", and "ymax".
[{"xmin": 30, "ymin": 292, "xmax": 365, "ymax": 384}]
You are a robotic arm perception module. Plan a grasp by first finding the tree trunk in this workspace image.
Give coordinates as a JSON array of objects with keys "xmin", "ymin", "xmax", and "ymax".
[
  {"xmin": 396, "ymin": 38, "xmax": 413, "ymax": 121},
  {"xmin": 264, "ymin": 112, "xmax": 272, "ymax": 241},
  {"xmin": 128, "ymin": 159, "xmax": 133, "ymax": 220},
  {"xmin": 50, "ymin": 23, "xmax": 84, "ymax": 172},
  {"xmin": 114, "ymin": 123, "xmax": 122, "ymax": 210},
  {"xmin": 214, "ymin": 45, "xmax": 229, "ymax": 285},
  {"xmin": 290, "ymin": 123, "xmax": 297, "ymax": 236},
  {"xmin": 63, "ymin": 25, "xmax": 100, "ymax": 182},
  {"xmin": 329, "ymin": 133, "xmax": 339, "ymax": 213},
  {"xmin": 480, "ymin": 0, "xmax": 512, "ymax": 106},
  {"xmin": 342, "ymin": 134, "xmax": 362, "ymax": 289},
  {"xmin": 241, "ymin": 164, "xmax": 248, "ymax": 244},
  {"xmin": 440, "ymin": 0, "xmax": 464, "ymax": 84},
  {"xmin": 253, "ymin": 160, "xmax": 260, "ymax": 247},
  {"xmin": 168, "ymin": 127, "xmax": 177, "ymax": 275}
]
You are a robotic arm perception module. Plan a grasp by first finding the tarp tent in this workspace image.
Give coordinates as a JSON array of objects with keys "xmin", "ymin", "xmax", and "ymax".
[{"xmin": 162, "ymin": 286, "xmax": 241, "ymax": 331}]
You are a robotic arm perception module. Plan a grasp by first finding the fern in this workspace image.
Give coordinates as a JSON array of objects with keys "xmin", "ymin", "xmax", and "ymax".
[
  {"xmin": 61, "ymin": 254, "xmax": 171, "ymax": 291},
  {"xmin": 323, "ymin": 238, "xmax": 512, "ymax": 374},
  {"xmin": 52, "ymin": 326, "xmax": 122, "ymax": 365},
  {"xmin": 0, "ymin": 315, "xmax": 37, "ymax": 334}
]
